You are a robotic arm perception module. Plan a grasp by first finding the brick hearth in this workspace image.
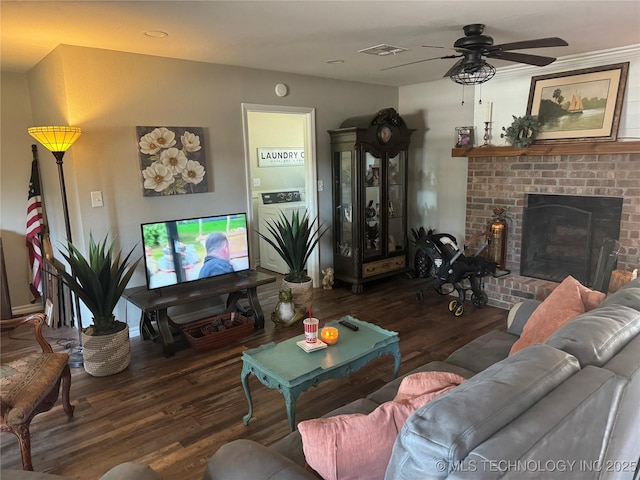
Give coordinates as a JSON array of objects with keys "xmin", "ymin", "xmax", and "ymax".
[{"xmin": 465, "ymin": 150, "xmax": 640, "ymax": 309}]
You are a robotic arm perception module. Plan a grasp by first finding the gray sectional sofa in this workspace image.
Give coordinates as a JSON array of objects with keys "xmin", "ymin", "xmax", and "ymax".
[
  {"xmin": 4, "ymin": 278, "xmax": 640, "ymax": 480},
  {"xmin": 205, "ymin": 277, "xmax": 640, "ymax": 480}
]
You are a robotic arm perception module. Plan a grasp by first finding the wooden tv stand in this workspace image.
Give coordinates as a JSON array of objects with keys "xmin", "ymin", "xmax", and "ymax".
[{"xmin": 123, "ymin": 271, "xmax": 276, "ymax": 357}]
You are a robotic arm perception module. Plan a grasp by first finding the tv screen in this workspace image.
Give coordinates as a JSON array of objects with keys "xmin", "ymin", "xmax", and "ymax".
[{"xmin": 141, "ymin": 213, "xmax": 250, "ymax": 289}]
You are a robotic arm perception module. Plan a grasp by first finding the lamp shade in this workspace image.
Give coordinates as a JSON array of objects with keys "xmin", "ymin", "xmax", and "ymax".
[{"xmin": 28, "ymin": 126, "xmax": 82, "ymax": 152}]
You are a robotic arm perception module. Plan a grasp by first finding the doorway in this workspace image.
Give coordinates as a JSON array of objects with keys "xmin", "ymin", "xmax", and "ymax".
[{"xmin": 241, "ymin": 104, "xmax": 319, "ymax": 286}]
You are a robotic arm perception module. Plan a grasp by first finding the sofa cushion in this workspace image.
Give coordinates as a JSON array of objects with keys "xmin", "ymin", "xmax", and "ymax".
[
  {"xmin": 0, "ymin": 463, "xmax": 163, "ymax": 480},
  {"xmin": 99, "ymin": 463, "xmax": 163, "ymax": 480},
  {"xmin": 366, "ymin": 361, "xmax": 475, "ymax": 406},
  {"xmin": 509, "ymin": 276, "xmax": 604, "ymax": 355},
  {"xmin": 298, "ymin": 372, "xmax": 465, "ymax": 480},
  {"xmin": 600, "ymin": 335, "xmax": 640, "ymax": 480},
  {"xmin": 446, "ymin": 330, "xmax": 518, "ymax": 373},
  {"xmin": 455, "ymin": 367, "xmax": 620, "ymax": 480},
  {"xmin": 545, "ymin": 304, "xmax": 640, "ymax": 367},
  {"xmin": 599, "ymin": 277, "xmax": 640, "ymax": 312},
  {"xmin": 385, "ymin": 345, "xmax": 580, "ymax": 480},
  {"xmin": 205, "ymin": 439, "xmax": 317, "ymax": 480}
]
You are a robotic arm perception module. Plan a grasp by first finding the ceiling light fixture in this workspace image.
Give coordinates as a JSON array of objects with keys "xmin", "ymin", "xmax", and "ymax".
[
  {"xmin": 144, "ymin": 31, "xmax": 169, "ymax": 38},
  {"xmin": 449, "ymin": 60, "xmax": 496, "ymax": 85}
]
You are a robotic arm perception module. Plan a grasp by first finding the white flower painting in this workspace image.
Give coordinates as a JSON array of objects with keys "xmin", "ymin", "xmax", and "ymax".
[{"xmin": 137, "ymin": 126, "xmax": 208, "ymax": 196}]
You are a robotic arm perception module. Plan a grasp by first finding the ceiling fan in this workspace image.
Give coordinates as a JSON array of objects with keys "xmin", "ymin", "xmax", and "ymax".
[{"xmin": 383, "ymin": 24, "xmax": 568, "ymax": 85}]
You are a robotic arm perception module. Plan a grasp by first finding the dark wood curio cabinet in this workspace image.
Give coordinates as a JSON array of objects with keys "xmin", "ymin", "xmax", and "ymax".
[{"xmin": 328, "ymin": 108, "xmax": 414, "ymax": 293}]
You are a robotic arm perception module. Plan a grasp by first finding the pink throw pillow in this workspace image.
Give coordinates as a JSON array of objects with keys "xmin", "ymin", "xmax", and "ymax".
[
  {"xmin": 577, "ymin": 281, "xmax": 606, "ymax": 311},
  {"xmin": 298, "ymin": 372, "xmax": 465, "ymax": 480},
  {"xmin": 392, "ymin": 371, "xmax": 467, "ymax": 402},
  {"xmin": 509, "ymin": 275, "xmax": 605, "ymax": 355}
]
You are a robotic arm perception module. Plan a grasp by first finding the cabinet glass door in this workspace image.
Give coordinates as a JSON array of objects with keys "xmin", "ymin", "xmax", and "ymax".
[
  {"xmin": 364, "ymin": 151, "xmax": 381, "ymax": 258},
  {"xmin": 387, "ymin": 153, "xmax": 405, "ymax": 253},
  {"xmin": 335, "ymin": 151, "xmax": 353, "ymax": 258}
]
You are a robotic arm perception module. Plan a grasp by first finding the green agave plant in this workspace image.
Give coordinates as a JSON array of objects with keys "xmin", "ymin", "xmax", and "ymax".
[
  {"xmin": 257, "ymin": 210, "xmax": 328, "ymax": 283},
  {"xmin": 58, "ymin": 233, "xmax": 141, "ymax": 336}
]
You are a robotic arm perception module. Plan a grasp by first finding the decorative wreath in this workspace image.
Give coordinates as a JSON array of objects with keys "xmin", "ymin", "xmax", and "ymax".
[{"xmin": 501, "ymin": 115, "xmax": 541, "ymax": 148}]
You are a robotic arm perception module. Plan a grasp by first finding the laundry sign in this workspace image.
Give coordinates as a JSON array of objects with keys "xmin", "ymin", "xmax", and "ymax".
[{"xmin": 257, "ymin": 147, "xmax": 305, "ymax": 167}]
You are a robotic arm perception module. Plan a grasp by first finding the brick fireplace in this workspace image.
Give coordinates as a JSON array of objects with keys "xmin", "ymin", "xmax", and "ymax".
[{"xmin": 461, "ymin": 143, "xmax": 640, "ymax": 309}]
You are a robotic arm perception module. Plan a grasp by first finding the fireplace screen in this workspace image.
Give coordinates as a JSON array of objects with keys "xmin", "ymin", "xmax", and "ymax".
[{"xmin": 520, "ymin": 194, "xmax": 622, "ymax": 285}]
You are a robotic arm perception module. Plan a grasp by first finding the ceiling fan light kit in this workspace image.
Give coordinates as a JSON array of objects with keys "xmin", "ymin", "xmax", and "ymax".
[{"xmin": 449, "ymin": 60, "xmax": 496, "ymax": 85}]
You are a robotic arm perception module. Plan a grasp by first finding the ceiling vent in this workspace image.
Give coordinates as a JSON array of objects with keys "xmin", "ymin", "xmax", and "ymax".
[{"xmin": 358, "ymin": 44, "xmax": 408, "ymax": 56}]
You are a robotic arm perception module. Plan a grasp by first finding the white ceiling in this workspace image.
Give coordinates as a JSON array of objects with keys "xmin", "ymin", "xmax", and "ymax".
[{"xmin": 1, "ymin": 1, "xmax": 639, "ymax": 87}]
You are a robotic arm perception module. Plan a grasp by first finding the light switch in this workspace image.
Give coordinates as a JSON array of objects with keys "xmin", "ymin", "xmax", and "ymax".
[
  {"xmin": 91, "ymin": 191, "xmax": 104, "ymax": 207},
  {"xmin": 253, "ymin": 178, "xmax": 261, "ymax": 187},
  {"xmin": 317, "ymin": 180, "xmax": 324, "ymax": 192}
]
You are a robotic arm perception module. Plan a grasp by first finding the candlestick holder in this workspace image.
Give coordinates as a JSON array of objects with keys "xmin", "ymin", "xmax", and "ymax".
[{"xmin": 481, "ymin": 121, "xmax": 492, "ymax": 147}]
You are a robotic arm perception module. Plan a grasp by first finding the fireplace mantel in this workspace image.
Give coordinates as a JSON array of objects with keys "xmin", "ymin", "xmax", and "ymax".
[{"xmin": 452, "ymin": 141, "xmax": 640, "ymax": 158}]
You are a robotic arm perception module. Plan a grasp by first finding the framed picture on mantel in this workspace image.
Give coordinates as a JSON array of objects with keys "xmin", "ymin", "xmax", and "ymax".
[
  {"xmin": 455, "ymin": 126, "xmax": 474, "ymax": 148},
  {"xmin": 526, "ymin": 62, "xmax": 629, "ymax": 143}
]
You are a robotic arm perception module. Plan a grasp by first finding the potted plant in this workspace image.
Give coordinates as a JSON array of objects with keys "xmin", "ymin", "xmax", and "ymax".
[
  {"xmin": 58, "ymin": 233, "xmax": 140, "ymax": 376},
  {"xmin": 257, "ymin": 210, "xmax": 328, "ymax": 308}
]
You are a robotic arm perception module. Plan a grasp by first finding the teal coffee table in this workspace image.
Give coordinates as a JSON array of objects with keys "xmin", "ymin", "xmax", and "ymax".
[{"xmin": 241, "ymin": 316, "xmax": 401, "ymax": 431}]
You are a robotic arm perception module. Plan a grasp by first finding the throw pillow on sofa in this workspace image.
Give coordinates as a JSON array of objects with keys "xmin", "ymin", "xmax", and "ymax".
[
  {"xmin": 297, "ymin": 371, "xmax": 465, "ymax": 480},
  {"xmin": 510, "ymin": 275, "xmax": 605, "ymax": 355}
]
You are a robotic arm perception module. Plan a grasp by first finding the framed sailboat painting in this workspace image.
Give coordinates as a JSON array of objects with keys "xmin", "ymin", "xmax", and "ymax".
[{"xmin": 526, "ymin": 62, "xmax": 629, "ymax": 143}]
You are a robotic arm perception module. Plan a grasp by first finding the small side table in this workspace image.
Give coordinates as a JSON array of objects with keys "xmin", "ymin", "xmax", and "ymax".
[{"xmin": 241, "ymin": 316, "xmax": 401, "ymax": 431}]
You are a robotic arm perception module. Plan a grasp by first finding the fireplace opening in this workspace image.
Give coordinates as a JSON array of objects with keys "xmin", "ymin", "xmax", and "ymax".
[{"xmin": 520, "ymin": 194, "xmax": 623, "ymax": 285}]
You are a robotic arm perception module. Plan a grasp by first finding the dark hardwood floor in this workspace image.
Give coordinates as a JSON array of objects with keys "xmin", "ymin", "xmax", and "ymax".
[{"xmin": 1, "ymin": 271, "xmax": 507, "ymax": 479}]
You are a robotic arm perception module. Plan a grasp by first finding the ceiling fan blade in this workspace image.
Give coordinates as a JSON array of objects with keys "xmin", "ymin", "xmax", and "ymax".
[
  {"xmin": 421, "ymin": 44, "xmax": 454, "ymax": 49},
  {"xmin": 381, "ymin": 54, "xmax": 461, "ymax": 72},
  {"xmin": 492, "ymin": 37, "xmax": 568, "ymax": 51},
  {"xmin": 442, "ymin": 58, "xmax": 465, "ymax": 78},
  {"xmin": 485, "ymin": 51, "xmax": 557, "ymax": 66}
]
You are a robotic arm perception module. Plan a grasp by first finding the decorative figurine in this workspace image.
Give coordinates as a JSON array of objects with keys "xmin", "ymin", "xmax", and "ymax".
[
  {"xmin": 322, "ymin": 267, "xmax": 335, "ymax": 290},
  {"xmin": 271, "ymin": 289, "xmax": 306, "ymax": 327}
]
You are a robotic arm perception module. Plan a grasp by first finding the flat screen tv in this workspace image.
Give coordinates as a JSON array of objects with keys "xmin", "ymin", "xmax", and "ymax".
[{"xmin": 141, "ymin": 213, "xmax": 250, "ymax": 290}]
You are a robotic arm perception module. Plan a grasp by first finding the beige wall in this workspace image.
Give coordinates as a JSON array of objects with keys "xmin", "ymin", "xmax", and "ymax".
[
  {"xmin": 400, "ymin": 78, "xmax": 474, "ymax": 244},
  {"xmin": 1, "ymin": 72, "xmax": 36, "ymax": 307},
  {"xmin": 1, "ymin": 45, "xmax": 397, "ymax": 312}
]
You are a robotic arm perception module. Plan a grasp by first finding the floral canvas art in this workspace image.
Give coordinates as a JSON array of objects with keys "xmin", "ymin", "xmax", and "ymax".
[{"xmin": 137, "ymin": 126, "xmax": 208, "ymax": 196}]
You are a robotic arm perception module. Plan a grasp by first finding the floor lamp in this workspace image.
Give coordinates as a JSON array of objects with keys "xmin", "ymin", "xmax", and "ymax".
[{"xmin": 28, "ymin": 126, "xmax": 84, "ymax": 368}]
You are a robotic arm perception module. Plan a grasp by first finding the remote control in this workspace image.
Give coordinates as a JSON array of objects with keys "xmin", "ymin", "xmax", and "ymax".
[{"xmin": 339, "ymin": 320, "xmax": 359, "ymax": 331}]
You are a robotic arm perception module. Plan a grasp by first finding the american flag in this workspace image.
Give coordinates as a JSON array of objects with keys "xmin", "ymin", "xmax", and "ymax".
[{"xmin": 26, "ymin": 156, "xmax": 44, "ymax": 300}]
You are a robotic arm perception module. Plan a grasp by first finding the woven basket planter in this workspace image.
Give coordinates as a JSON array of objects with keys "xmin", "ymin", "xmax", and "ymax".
[
  {"xmin": 282, "ymin": 277, "xmax": 313, "ymax": 309},
  {"xmin": 82, "ymin": 323, "xmax": 130, "ymax": 377}
]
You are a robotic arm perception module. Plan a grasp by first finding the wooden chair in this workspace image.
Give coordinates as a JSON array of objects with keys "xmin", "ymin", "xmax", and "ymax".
[{"xmin": 0, "ymin": 313, "xmax": 74, "ymax": 470}]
